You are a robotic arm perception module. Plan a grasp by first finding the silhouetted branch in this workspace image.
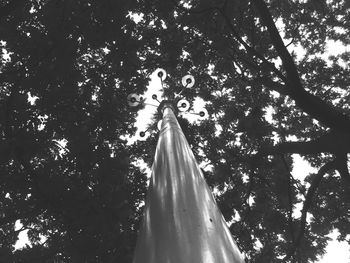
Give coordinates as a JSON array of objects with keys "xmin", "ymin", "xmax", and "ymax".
[
  {"xmin": 257, "ymin": 132, "xmax": 350, "ymax": 156},
  {"xmin": 252, "ymin": 0, "xmax": 350, "ymax": 133},
  {"xmin": 218, "ymin": 9, "xmax": 286, "ymax": 81},
  {"xmin": 335, "ymin": 153, "xmax": 350, "ymax": 189},
  {"xmin": 256, "ymin": 77, "xmax": 290, "ymax": 96},
  {"xmin": 284, "ymin": 160, "xmax": 337, "ymax": 261},
  {"xmin": 280, "ymin": 155, "xmax": 296, "ymax": 244},
  {"xmin": 251, "ymin": 0, "xmax": 300, "ymax": 87}
]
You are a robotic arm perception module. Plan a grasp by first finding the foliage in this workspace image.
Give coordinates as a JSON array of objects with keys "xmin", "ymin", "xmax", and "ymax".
[
  {"xmin": 1, "ymin": 0, "xmax": 350, "ymax": 262},
  {"xmin": 0, "ymin": 0, "xmax": 149, "ymax": 262}
]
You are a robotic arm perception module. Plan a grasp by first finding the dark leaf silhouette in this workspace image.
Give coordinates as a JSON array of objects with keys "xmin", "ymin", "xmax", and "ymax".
[{"xmin": 1, "ymin": 0, "xmax": 349, "ymax": 262}]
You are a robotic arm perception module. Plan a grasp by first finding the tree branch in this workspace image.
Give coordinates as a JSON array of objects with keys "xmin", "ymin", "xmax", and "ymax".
[
  {"xmin": 284, "ymin": 160, "xmax": 337, "ymax": 261},
  {"xmin": 280, "ymin": 155, "xmax": 296, "ymax": 244},
  {"xmin": 251, "ymin": 0, "xmax": 300, "ymax": 87},
  {"xmin": 335, "ymin": 153, "xmax": 350, "ymax": 189},
  {"xmin": 252, "ymin": 0, "xmax": 350, "ymax": 133},
  {"xmin": 258, "ymin": 132, "xmax": 350, "ymax": 156},
  {"xmin": 256, "ymin": 77, "xmax": 291, "ymax": 96},
  {"xmin": 218, "ymin": 8, "xmax": 287, "ymax": 81}
]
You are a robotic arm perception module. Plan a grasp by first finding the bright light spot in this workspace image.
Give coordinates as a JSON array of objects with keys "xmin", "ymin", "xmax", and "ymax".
[
  {"xmin": 1, "ymin": 47, "xmax": 12, "ymax": 62},
  {"xmin": 242, "ymin": 173, "xmax": 249, "ymax": 183},
  {"xmin": 128, "ymin": 12, "xmax": 144, "ymax": 24},
  {"xmin": 160, "ymin": 20, "xmax": 167, "ymax": 29},
  {"xmin": 38, "ymin": 115, "xmax": 48, "ymax": 131},
  {"xmin": 292, "ymin": 200, "xmax": 303, "ymax": 218},
  {"xmin": 214, "ymin": 123, "xmax": 222, "ymax": 136},
  {"xmin": 289, "ymin": 44, "xmax": 307, "ymax": 62},
  {"xmin": 286, "ymin": 135, "xmax": 298, "ymax": 142},
  {"xmin": 102, "ymin": 47, "xmax": 110, "ymax": 54},
  {"xmin": 318, "ymin": 230, "xmax": 350, "ymax": 263},
  {"xmin": 27, "ymin": 92, "xmax": 39, "ymax": 105},
  {"xmin": 25, "ymin": 193, "xmax": 31, "ymax": 200},
  {"xmin": 29, "ymin": 6, "xmax": 36, "ymax": 14},
  {"xmin": 270, "ymin": 91, "xmax": 280, "ymax": 99},
  {"xmin": 15, "ymin": 220, "xmax": 22, "ymax": 231},
  {"xmin": 14, "ymin": 220, "xmax": 47, "ymax": 251},
  {"xmin": 207, "ymin": 63, "xmax": 215, "ymax": 75},
  {"xmin": 264, "ymin": 106, "xmax": 275, "ymax": 124},
  {"xmin": 254, "ymin": 239, "xmax": 263, "ymax": 250},
  {"xmin": 200, "ymin": 162, "xmax": 213, "ymax": 173},
  {"xmin": 179, "ymin": 0, "xmax": 193, "ymax": 9},
  {"xmin": 14, "ymin": 220, "xmax": 30, "ymax": 251},
  {"xmin": 291, "ymin": 154, "xmax": 317, "ymax": 181},
  {"xmin": 54, "ymin": 138, "xmax": 69, "ymax": 156},
  {"xmin": 325, "ymin": 39, "xmax": 349, "ymax": 56}
]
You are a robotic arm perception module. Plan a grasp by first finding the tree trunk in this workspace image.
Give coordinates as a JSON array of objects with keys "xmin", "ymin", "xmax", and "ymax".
[{"xmin": 133, "ymin": 104, "xmax": 244, "ymax": 263}]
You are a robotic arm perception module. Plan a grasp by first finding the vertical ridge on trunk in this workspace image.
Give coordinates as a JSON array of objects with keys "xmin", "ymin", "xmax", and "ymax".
[{"xmin": 133, "ymin": 105, "xmax": 244, "ymax": 263}]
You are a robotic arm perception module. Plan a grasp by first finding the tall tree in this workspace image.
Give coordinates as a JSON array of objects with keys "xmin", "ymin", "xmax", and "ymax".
[
  {"xmin": 1, "ymin": 0, "xmax": 349, "ymax": 262},
  {"xmin": 134, "ymin": 0, "xmax": 350, "ymax": 262}
]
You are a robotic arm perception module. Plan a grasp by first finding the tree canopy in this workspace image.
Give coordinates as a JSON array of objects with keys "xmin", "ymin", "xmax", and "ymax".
[{"xmin": 1, "ymin": 0, "xmax": 349, "ymax": 262}]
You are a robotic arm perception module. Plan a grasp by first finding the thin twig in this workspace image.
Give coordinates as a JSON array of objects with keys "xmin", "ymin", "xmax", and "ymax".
[{"xmin": 280, "ymin": 155, "xmax": 296, "ymax": 244}]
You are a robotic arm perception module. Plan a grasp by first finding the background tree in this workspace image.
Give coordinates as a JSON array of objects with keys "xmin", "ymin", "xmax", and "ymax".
[
  {"xmin": 0, "ymin": 0, "xmax": 150, "ymax": 262},
  {"xmin": 1, "ymin": 0, "xmax": 349, "ymax": 262}
]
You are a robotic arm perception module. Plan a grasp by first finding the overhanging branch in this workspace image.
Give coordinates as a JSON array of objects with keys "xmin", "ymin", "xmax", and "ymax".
[
  {"xmin": 251, "ymin": 0, "xmax": 301, "ymax": 88},
  {"xmin": 335, "ymin": 153, "xmax": 350, "ymax": 189},
  {"xmin": 284, "ymin": 160, "xmax": 337, "ymax": 261},
  {"xmin": 258, "ymin": 132, "xmax": 350, "ymax": 156},
  {"xmin": 252, "ymin": 0, "xmax": 350, "ymax": 133},
  {"xmin": 217, "ymin": 8, "xmax": 286, "ymax": 81}
]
